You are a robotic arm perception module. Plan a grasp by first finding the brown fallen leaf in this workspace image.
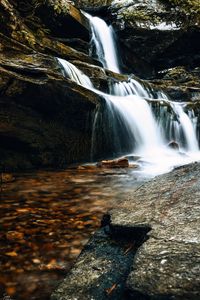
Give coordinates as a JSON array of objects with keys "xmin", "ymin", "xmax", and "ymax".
[
  {"xmin": 105, "ymin": 283, "xmax": 117, "ymax": 296},
  {"xmin": 6, "ymin": 231, "xmax": 24, "ymax": 241},
  {"xmin": 5, "ymin": 251, "xmax": 18, "ymax": 257}
]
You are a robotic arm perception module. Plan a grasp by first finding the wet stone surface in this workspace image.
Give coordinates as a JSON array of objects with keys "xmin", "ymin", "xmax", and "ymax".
[
  {"xmin": 53, "ymin": 162, "xmax": 200, "ymax": 299},
  {"xmin": 51, "ymin": 229, "xmax": 138, "ymax": 300}
]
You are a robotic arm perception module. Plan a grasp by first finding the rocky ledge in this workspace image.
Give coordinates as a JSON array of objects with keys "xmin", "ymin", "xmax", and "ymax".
[{"xmin": 52, "ymin": 162, "xmax": 200, "ymax": 299}]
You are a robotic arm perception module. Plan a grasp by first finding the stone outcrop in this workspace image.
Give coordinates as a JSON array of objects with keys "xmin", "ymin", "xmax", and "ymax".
[
  {"xmin": 51, "ymin": 162, "xmax": 200, "ymax": 299},
  {"xmin": 1, "ymin": 0, "xmax": 200, "ymax": 171},
  {"xmin": 0, "ymin": 0, "xmax": 105, "ymax": 170},
  {"xmin": 74, "ymin": 0, "xmax": 112, "ymax": 12},
  {"xmin": 109, "ymin": 0, "xmax": 200, "ymax": 77},
  {"xmin": 0, "ymin": 52, "xmax": 103, "ymax": 170}
]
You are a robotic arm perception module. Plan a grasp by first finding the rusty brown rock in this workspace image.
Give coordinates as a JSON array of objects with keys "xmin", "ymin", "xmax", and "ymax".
[{"xmin": 98, "ymin": 157, "xmax": 129, "ymax": 168}]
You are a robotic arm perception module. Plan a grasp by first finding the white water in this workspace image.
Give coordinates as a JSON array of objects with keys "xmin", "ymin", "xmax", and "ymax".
[
  {"xmin": 57, "ymin": 58, "xmax": 93, "ymax": 88},
  {"xmin": 86, "ymin": 14, "xmax": 120, "ymax": 73},
  {"xmin": 58, "ymin": 15, "xmax": 200, "ymax": 176},
  {"xmin": 171, "ymin": 103, "xmax": 199, "ymax": 152}
]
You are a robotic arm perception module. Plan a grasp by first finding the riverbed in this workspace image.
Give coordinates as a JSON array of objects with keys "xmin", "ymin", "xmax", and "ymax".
[{"xmin": 0, "ymin": 167, "xmax": 144, "ymax": 300}]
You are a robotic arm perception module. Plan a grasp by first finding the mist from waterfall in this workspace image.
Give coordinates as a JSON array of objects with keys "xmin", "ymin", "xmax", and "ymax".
[{"xmin": 58, "ymin": 15, "xmax": 200, "ymax": 175}]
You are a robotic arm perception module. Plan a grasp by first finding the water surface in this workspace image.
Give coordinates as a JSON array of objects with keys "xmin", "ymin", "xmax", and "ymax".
[{"xmin": 0, "ymin": 167, "xmax": 143, "ymax": 300}]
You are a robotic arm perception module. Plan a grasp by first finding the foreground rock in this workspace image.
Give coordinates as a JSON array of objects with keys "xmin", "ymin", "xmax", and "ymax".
[{"xmin": 52, "ymin": 162, "xmax": 200, "ymax": 299}]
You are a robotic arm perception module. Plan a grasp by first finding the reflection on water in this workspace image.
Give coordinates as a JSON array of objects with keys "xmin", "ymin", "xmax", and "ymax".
[{"xmin": 0, "ymin": 167, "xmax": 142, "ymax": 300}]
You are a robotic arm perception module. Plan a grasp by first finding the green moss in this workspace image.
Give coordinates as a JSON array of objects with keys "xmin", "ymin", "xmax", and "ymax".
[{"xmin": 167, "ymin": 0, "xmax": 200, "ymax": 25}]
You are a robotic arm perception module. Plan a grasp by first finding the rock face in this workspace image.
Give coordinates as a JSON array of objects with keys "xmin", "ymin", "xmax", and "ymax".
[
  {"xmin": 0, "ymin": 52, "xmax": 103, "ymax": 170},
  {"xmin": 109, "ymin": 0, "xmax": 200, "ymax": 76},
  {"xmin": 52, "ymin": 162, "xmax": 200, "ymax": 299},
  {"xmin": 0, "ymin": 0, "xmax": 107, "ymax": 170},
  {"xmin": 1, "ymin": 0, "xmax": 200, "ymax": 170},
  {"xmin": 74, "ymin": 0, "xmax": 112, "ymax": 12}
]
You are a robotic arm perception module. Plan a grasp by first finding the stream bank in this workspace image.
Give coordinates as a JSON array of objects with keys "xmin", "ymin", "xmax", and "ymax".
[{"xmin": 52, "ymin": 162, "xmax": 200, "ymax": 300}]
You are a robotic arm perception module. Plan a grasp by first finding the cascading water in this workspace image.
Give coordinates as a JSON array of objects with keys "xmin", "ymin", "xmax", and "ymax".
[
  {"xmin": 86, "ymin": 13, "xmax": 200, "ymax": 174},
  {"xmin": 86, "ymin": 14, "xmax": 120, "ymax": 73},
  {"xmin": 58, "ymin": 14, "xmax": 200, "ymax": 175},
  {"xmin": 57, "ymin": 58, "xmax": 93, "ymax": 88},
  {"xmin": 171, "ymin": 103, "xmax": 199, "ymax": 152}
]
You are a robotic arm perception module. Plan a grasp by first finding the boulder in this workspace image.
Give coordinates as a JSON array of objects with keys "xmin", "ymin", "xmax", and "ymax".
[
  {"xmin": 168, "ymin": 140, "xmax": 179, "ymax": 150},
  {"xmin": 36, "ymin": 0, "xmax": 90, "ymax": 40}
]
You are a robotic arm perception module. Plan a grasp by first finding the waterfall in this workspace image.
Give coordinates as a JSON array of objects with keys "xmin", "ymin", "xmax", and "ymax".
[
  {"xmin": 86, "ymin": 14, "xmax": 120, "ymax": 73},
  {"xmin": 58, "ymin": 14, "xmax": 200, "ymax": 175},
  {"xmin": 105, "ymin": 95, "xmax": 164, "ymax": 154},
  {"xmin": 171, "ymin": 103, "xmax": 199, "ymax": 152}
]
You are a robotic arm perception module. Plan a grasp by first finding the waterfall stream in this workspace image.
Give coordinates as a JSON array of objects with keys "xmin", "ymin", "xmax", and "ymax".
[
  {"xmin": 58, "ymin": 15, "xmax": 200, "ymax": 175},
  {"xmin": 86, "ymin": 14, "xmax": 120, "ymax": 73}
]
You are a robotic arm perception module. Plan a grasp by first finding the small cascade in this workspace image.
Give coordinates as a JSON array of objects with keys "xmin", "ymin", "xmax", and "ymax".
[
  {"xmin": 111, "ymin": 79, "xmax": 149, "ymax": 98},
  {"xmin": 105, "ymin": 95, "xmax": 164, "ymax": 154},
  {"xmin": 171, "ymin": 103, "xmax": 199, "ymax": 152},
  {"xmin": 57, "ymin": 58, "xmax": 93, "ymax": 88},
  {"xmin": 86, "ymin": 14, "xmax": 120, "ymax": 73}
]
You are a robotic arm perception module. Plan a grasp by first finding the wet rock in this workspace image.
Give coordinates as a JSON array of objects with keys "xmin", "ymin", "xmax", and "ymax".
[
  {"xmin": 109, "ymin": 162, "xmax": 200, "ymax": 298},
  {"xmin": 51, "ymin": 163, "xmax": 200, "ymax": 299},
  {"xmin": 109, "ymin": 0, "xmax": 200, "ymax": 76},
  {"xmin": 74, "ymin": 0, "xmax": 112, "ymax": 12},
  {"xmin": 168, "ymin": 140, "xmax": 179, "ymax": 150},
  {"xmin": 77, "ymin": 164, "xmax": 97, "ymax": 170},
  {"xmin": 149, "ymin": 66, "xmax": 200, "ymax": 102},
  {"xmin": 51, "ymin": 229, "xmax": 138, "ymax": 300},
  {"xmin": 36, "ymin": 1, "xmax": 90, "ymax": 40},
  {"xmin": 97, "ymin": 157, "xmax": 129, "ymax": 168},
  {"xmin": 0, "ymin": 53, "xmax": 102, "ymax": 170},
  {"xmin": 73, "ymin": 60, "xmax": 128, "ymax": 90}
]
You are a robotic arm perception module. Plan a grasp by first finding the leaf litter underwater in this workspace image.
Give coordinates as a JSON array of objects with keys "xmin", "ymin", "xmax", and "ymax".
[{"xmin": 0, "ymin": 167, "xmax": 142, "ymax": 300}]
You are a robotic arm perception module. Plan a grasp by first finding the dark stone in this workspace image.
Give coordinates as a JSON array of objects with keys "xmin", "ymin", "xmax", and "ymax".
[
  {"xmin": 168, "ymin": 141, "xmax": 179, "ymax": 150},
  {"xmin": 109, "ymin": 0, "xmax": 200, "ymax": 76},
  {"xmin": 0, "ymin": 53, "xmax": 102, "ymax": 170}
]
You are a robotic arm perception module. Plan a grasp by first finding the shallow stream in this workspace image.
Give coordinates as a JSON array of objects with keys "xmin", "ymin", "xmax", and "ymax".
[{"xmin": 0, "ymin": 167, "xmax": 144, "ymax": 300}]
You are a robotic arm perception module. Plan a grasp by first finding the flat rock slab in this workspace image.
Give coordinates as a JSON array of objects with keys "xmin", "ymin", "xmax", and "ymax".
[
  {"xmin": 51, "ymin": 162, "xmax": 200, "ymax": 299},
  {"xmin": 110, "ymin": 162, "xmax": 200, "ymax": 298},
  {"xmin": 51, "ymin": 229, "xmax": 137, "ymax": 300}
]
